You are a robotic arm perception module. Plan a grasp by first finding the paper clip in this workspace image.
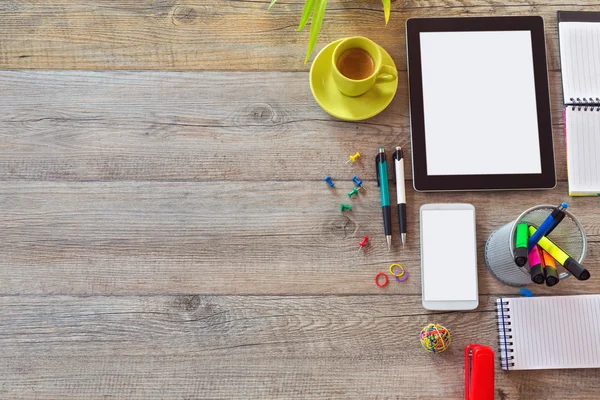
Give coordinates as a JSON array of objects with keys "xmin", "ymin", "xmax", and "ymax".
[{"xmin": 345, "ymin": 152, "xmax": 361, "ymax": 164}]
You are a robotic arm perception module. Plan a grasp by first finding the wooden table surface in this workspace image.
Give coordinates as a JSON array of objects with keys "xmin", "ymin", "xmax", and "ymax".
[{"xmin": 2, "ymin": 1, "xmax": 600, "ymax": 399}]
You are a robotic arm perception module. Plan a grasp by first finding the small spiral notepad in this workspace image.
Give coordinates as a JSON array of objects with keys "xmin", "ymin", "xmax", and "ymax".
[
  {"xmin": 558, "ymin": 11, "xmax": 600, "ymax": 196},
  {"xmin": 496, "ymin": 295, "xmax": 600, "ymax": 371}
]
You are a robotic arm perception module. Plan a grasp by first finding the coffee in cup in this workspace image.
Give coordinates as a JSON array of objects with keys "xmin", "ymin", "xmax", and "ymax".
[
  {"xmin": 336, "ymin": 48, "xmax": 375, "ymax": 80},
  {"xmin": 331, "ymin": 36, "xmax": 398, "ymax": 97}
]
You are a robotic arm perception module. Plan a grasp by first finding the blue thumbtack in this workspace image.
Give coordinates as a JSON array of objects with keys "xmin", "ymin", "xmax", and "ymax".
[
  {"xmin": 352, "ymin": 175, "xmax": 365, "ymax": 190},
  {"xmin": 520, "ymin": 288, "xmax": 534, "ymax": 297},
  {"xmin": 323, "ymin": 176, "xmax": 335, "ymax": 188}
]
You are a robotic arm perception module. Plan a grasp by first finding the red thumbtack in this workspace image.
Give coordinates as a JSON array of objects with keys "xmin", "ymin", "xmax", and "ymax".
[{"xmin": 358, "ymin": 236, "xmax": 369, "ymax": 250}]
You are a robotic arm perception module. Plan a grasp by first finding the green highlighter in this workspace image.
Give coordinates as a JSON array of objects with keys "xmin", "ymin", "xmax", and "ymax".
[{"xmin": 514, "ymin": 223, "xmax": 529, "ymax": 267}]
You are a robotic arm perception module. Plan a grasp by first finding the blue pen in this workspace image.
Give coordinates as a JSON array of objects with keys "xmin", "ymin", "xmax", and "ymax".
[{"xmin": 527, "ymin": 203, "xmax": 568, "ymax": 251}]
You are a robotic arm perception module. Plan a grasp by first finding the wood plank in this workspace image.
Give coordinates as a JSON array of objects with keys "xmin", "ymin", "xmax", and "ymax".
[
  {"xmin": 1, "ymin": 1, "xmax": 599, "ymax": 70},
  {"xmin": 1, "ymin": 295, "xmax": 599, "ymax": 399},
  {"xmin": 0, "ymin": 70, "xmax": 571, "ymax": 182},
  {"xmin": 1, "ymin": 180, "xmax": 598, "ymax": 295}
]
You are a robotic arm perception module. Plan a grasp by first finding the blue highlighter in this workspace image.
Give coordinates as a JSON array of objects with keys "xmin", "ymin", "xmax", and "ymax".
[{"xmin": 527, "ymin": 202, "xmax": 568, "ymax": 251}]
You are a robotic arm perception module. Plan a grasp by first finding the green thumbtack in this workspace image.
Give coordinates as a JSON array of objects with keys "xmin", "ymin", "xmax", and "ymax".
[
  {"xmin": 347, "ymin": 187, "xmax": 360, "ymax": 198},
  {"xmin": 340, "ymin": 203, "xmax": 352, "ymax": 212}
]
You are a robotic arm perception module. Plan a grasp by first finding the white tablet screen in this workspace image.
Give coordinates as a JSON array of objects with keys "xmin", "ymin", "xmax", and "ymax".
[
  {"xmin": 419, "ymin": 31, "xmax": 542, "ymax": 176},
  {"xmin": 421, "ymin": 209, "xmax": 477, "ymax": 302}
]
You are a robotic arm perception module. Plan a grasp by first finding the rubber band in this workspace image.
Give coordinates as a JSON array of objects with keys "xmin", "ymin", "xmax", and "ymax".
[
  {"xmin": 395, "ymin": 270, "xmax": 409, "ymax": 282},
  {"xmin": 389, "ymin": 263, "xmax": 405, "ymax": 278},
  {"xmin": 375, "ymin": 272, "xmax": 388, "ymax": 287}
]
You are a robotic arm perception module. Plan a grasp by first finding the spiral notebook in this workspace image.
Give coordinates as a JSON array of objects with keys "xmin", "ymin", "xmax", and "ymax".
[
  {"xmin": 496, "ymin": 295, "xmax": 600, "ymax": 371},
  {"xmin": 558, "ymin": 11, "xmax": 600, "ymax": 196}
]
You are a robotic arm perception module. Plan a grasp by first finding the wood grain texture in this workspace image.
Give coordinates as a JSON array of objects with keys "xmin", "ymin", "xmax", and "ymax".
[
  {"xmin": 3, "ymin": 2, "xmax": 600, "ymax": 399},
  {"xmin": 0, "ymin": 69, "xmax": 572, "ymax": 182},
  {"xmin": 1, "ymin": 1, "xmax": 599, "ymax": 70},
  {"xmin": 1, "ymin": 180, "xmax": 598, "ymax": 296},
  {"xmin": 2, "ymin": 295, "xmax": 600, "ymax": 400}
]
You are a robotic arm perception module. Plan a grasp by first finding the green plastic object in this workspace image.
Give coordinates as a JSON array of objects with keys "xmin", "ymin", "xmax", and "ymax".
[
  {"xmin": 515, "ymin": 223, "xmax": 528, "ymax": 249},
  {"xmin": 347, "ymin": 188, "xmax": 359, "ymax": 198},
  {"xmin": 340, "ymin": 203, "xmax": 352, "ymax": 212}
]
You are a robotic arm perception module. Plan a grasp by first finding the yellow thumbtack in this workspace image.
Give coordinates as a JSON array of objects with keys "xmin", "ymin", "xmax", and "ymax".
[{"xmin": 345, "ymin": 152, "xmax": 361, "ymax": 164}]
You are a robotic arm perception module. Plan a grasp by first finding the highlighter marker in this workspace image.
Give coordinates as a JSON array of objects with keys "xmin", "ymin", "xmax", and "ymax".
[
  {"xmin": 528, "ymin": 226, "xmax": 590, "ymax": 281},
  {"xmin": 527, "ymin": 203, "xmax": 568, "ymax": 251},
  {"xmin": 514, "ymin": 223, "xmax": 529, "ymax": 267},
  {"xmin": 541, "ymin": 249, "xmax": 560, "ymax": 287},
  {"xmin": 528, "ymin": 246, "xmax": 545, "ymax": 284}
]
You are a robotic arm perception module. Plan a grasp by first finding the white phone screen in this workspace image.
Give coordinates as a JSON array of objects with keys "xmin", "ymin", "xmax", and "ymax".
[{"xmin": 421, "ymin": 207, "xmax": 478, "ymax": 302}]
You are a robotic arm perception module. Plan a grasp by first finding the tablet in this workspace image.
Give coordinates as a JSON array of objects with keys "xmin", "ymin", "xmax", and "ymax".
[{"xmin": 407, "ymin": 16, "xmax": 556, "ymax": 191}]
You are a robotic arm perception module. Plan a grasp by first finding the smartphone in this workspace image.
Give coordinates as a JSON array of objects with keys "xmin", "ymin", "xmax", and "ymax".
[{"xmin": 420, "ymin": 204, "xmax": 478, "ymax": 310}]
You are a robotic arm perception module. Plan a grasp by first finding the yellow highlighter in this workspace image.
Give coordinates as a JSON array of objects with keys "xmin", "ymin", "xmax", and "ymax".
[{"xmin": 528, "ymin": 226, "xmax": 590, "ymax": 281}]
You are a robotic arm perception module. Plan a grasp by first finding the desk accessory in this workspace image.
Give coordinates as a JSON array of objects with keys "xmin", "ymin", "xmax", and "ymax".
[
  {"xmin": 323, "ymin": 176, "xmax": 335, "ymax": 187},
  {"xmin": 358, "ymin": 236, "xmax": 369, "ymax": 250},
  {"xmin": 376, "ymin": 147, "xmax": 392, "ymax": 250},
  {"xmin": 541, "ymin": 249, "xmax": 559, "ymax": 287},
  {"xmin": 309, "ymin": 38, "xmax": 398, "ymax": 121},
  {"xmin": 528, "ymin": 226, "xmax": 590, "ymax": 281},
  {"xmin": 497, "ymin": 295, "xmax": 600, "ymax": 370},
  {"xmin": 558, "ymin": 11, "xmax": 600, "ymax": 195},
  {"xmin": 420, "ymin": 323, "xmax": 451, "ymax": 353},
  {"xmin": 390, "ymin": 263, "xmax": 409, "ymax": 282},
  {"xmin": 513, "ymin": 224, "xmax": 529, "ymax": 267},
  {"xmin": 392, "ymin": 147, "xmax": 407, "ymax": 247},
  {"xmin": 464, "ymin": 345, "xmax": 494, "ymax": 400},
  {"xmin": 345, "ymin": 152, "xmax": 361, "ymax": 164},
  {"xmin": 406, "ymin": 16, "xmax": 555, "ymax": 191},
  {"xmin": 527, "ymin": 202, "xmax": 568, "ymax": 250},
  {"xmin": 375, "ymin": 272, "xmax": 389, "ymax": 288},
  {"xmin": 527, "ymin": 246, "xmax": 544, "ymax": 284},
  {"xmin": 485, "ymin": 205, "xmax": 586, "ymax": 286}
]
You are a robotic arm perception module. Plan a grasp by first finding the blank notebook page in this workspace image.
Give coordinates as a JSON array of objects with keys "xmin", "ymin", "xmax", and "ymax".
[
  {"xmin": 565, "ymin": 108, "xmax": 600, "ymax": 194},
  {"xmin": 559, "ymin": 22, "xmax": 600, "ymax": 101},
  {"xmin": 497, "ymin": 295, "xmax": 600, "ymax": 370}
]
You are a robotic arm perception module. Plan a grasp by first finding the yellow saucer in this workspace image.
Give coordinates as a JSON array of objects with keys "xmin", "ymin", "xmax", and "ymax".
[{"xmin": 310, "ymin": 39, "xmax": 398, "ymax": 121}]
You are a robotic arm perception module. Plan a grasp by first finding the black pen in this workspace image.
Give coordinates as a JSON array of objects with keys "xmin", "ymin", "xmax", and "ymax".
[
  {"xmin": 376, "ymin": 147, "xmax": 392, "ymax": 250},
  {"xmin": 392, "ymin": 147, "xmax": 407, "ymax": 247}
]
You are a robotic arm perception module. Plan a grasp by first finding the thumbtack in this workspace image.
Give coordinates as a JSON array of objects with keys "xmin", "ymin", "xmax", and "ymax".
[
  {"xmin": 323, "ymin": 176, "xmax": 335, "ymax": 188},
  {"xmin": 345, "ymin": 152, "xmax": 361, "ymax": 164},
  {"xmin": 340, "ymin": 203, "xmax": 352, "ymax": 212},
  {"xmin": 347, "ymin": 187, "xmax": 360, "ymax": 198},
  {"xmin": 352, "ymin": 175, "xmax": 366, "ymax": 190},
  {"xmin": 359, "ymin": 236, "xmax": 369, "ymax": 248}
]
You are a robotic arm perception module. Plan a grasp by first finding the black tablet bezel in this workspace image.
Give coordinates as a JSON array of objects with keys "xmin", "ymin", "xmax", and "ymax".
[{"xmin": 407, "ymin": 16, "xmax": 556, "ymax": 191}]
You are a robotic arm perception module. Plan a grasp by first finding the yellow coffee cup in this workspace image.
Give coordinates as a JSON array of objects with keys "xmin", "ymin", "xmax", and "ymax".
[{"xmin": 331, "ymin": 36, "xmax": 398, "ymax": 97}]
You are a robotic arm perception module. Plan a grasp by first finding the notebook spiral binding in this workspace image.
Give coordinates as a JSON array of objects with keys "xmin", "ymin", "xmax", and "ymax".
[
  {"xmin": 496, "ymin": 298, "xmax": 515, "ymax": 370},
  {"xmin": 570, "ymin": 97, "xmax": 600, "ymax": 111}
]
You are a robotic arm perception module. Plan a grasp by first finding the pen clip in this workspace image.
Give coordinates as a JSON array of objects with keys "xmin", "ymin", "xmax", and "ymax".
[
  {"xmin": 391, "ymin": 149, "xmax": 398, "ymax": 184},
  {"xmin": 375, "ymin": 153, "xmax": 381, "ymax": 187}
]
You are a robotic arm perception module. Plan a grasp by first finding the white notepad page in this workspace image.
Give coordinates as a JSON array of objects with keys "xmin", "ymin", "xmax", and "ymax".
[
  {"xmin": 419, "ymin": 31, "xmax": 542, "ymax": 176},
  {"xmin": 565, "ymin": 108, "xmax": 600, "ymax": 195},
  {"xmin": 498, "ymin": 295, "xmax": 600, "ymax": 370},
  {"xmin": 559, "ymin": 22, "xmax": 600, "ymax": 102}
]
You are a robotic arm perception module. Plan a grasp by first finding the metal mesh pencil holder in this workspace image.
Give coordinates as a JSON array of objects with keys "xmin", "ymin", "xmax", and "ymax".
[{"xmin": 484, "ymin": 205, "xmax": 587, "ymax": 287}]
